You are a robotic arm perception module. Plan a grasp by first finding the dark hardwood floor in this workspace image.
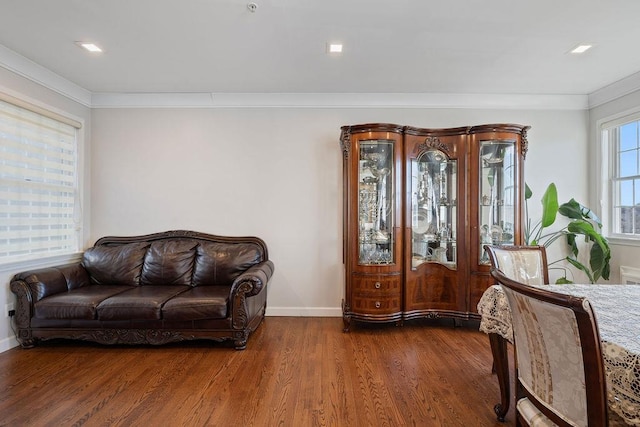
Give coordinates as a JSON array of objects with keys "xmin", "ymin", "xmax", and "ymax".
[{"xmin": 0, "ymin": 317, "xmax": 514, "ymax": 426}]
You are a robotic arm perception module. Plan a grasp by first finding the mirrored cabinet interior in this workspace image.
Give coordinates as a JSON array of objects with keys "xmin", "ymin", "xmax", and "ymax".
[
  {"xmin": 340, "ymin": 123, "xmax": 529, "ymax": 331},
  {"xmin": 478, "ymin": 139, "xmax": 516, "ymax": 263},
  {"xmin": 410, "ymin": 147, "xmax": 457, "ymax": 268},
  {"xmin": 358, "ymin": 140, "xmax": 395, "ymax": 265}
]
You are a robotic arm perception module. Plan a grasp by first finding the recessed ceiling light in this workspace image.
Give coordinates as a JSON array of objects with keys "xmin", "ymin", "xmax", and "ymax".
[
  {"xmin": 328, "ymin": 43, "xmax": 343, "ymax": 54},
  {"xmin": 76, "ymin": 42, "xmax": 103, "ymax": 53},
  {"xmin": 570, "ymin": 44, "xmax": 592, "ymax": 54}
]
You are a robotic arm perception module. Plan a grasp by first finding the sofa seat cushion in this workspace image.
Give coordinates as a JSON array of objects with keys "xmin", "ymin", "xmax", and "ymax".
[
  {"xmin": 34, "ymin": 285, "xmax": 132, "ymax": 320},
  {"xmin": 162, "ymin": 287, "xmax": 229, "ymax": 321},
  {"xmin": 96, "ymin": 286, "xmax": 190, "ymax": 321}
]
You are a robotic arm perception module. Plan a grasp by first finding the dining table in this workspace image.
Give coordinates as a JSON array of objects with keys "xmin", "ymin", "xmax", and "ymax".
[{"xmin": 477, "ymin": 283, "xmax": 640, "ymax": 426}]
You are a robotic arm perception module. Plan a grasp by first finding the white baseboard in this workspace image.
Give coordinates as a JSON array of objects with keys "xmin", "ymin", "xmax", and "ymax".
[
  {"xmin": 266, "ymin": 307, "xmax": 342, "ymax": 317},
  {"xmin": 0, "ymin": 334, "xmax": 19, "ymax": 353}
]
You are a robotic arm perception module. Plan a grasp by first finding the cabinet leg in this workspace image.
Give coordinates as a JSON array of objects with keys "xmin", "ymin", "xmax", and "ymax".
[{"xmin": 342, "ymin": 314, "xmax": 351, "ymax": 332}]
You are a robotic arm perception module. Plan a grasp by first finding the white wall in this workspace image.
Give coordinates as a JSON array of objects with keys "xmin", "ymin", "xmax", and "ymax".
[
  {"xmin": 91, "ymin": 107, "xmax": 588, "ymax": 314},
  {"xmin": 590, "ymin": 89, "xmax": 640, "ymax": 283},
  {"xmin": 0, "ymin": 59, "xmax": 598, "ymax": 351},
  {"xmin": 0, "ymin": 67, "xmax": 92, "ymax": 351}
]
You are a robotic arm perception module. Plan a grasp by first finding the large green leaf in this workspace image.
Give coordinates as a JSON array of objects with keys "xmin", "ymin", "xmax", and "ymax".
[
  {"xmin": 559, "ymin": 199, "xmax": 604, "ymax": 228},
  {"xmin": 567, "ymin": 221, "xmax": 609, "ymax": 252},
  {"xmin": 565, "ymin": 232, "xmax": 578, "ymax": 257},
  {"xmin": 587, "ymin": 210, "xmax": 604, "ymax": 229},
  {"xmin": 566, "ymin": 257, "xmax": 595, "ymax": 283},
  {"xmin": 602, "ymin": 259, "xmax": 611, "ymax": 280},
  {"xmin": 558, "ymin": 199, "xmax": 583, "ymax": 219},
  {"xmin": 589, "ymin": 243, "xmax": 609, "ymax": 282},
  {"xmin": 540, "ymin": 183, "xmax": 559, "ymax": 228},
  {"xmin": 591, "ymin": 233, "xmax": 611, "ymax": 281},
  {"xmin": 566, "ymin": 221, "xmax": 611, "ymax": 282}
]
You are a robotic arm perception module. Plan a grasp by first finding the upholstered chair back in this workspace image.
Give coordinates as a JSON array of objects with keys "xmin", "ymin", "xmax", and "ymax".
[
  {"xmin": 485, "ymin": 245, "xmax": 549, "ymax": 286},
  {"xmin": 491, "ymin": 268, "xmax": 608, "ymax": 427}
]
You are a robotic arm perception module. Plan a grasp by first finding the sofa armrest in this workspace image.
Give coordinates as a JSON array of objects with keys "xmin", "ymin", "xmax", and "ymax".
[
  {"xmin": 10, "ymin": 263, "xmax": 90, "ymax": 335},
  {"xmin": 10, "ymin": 263, "xmax": 91, "ymax": 303},
  {"xmin": 230, "ymin": 260, "xmax": 275, "ymax": 297}
]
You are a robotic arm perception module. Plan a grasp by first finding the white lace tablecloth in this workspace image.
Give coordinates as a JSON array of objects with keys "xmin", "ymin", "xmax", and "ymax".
[{"xmin": 478, "ymin": 284, "xmax": 640, "ymax": 426}]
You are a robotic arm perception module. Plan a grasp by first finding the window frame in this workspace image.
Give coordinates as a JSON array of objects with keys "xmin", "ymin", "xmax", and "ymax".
[
  {"xmin": 0, "ymin": 91, "xmax": 85, "ymax": 270},
  {"xmin": 598, "ymin": 107, "xmax": 640, "ymax": 246}
]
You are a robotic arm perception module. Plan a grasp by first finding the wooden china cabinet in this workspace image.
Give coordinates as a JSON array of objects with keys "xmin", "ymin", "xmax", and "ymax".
[{"xmin": 339, "ymin": 123, "xmax": 529, "ymax": 331}]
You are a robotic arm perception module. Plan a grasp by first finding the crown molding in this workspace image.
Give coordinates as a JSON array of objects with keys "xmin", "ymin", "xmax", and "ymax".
[
  {"xmin": 0, "ymin": 43, "xmax": 589, "ymax": 110},
  {"xmin": 588, "ymin": 71, "xmax": 640, "ymax": 108},
  {"xmin": 0, "ymin": 44, "xmax": 92, "ymax": 107},
  {"xmin": 91, "ymin": 92, "xmax": 588, "ymax": 110}
]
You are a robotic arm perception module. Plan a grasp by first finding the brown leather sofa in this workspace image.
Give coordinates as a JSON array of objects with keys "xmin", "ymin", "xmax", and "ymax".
[{"xmin": 10, "ymin": 230, "xmax": 274, "ymax": 350}]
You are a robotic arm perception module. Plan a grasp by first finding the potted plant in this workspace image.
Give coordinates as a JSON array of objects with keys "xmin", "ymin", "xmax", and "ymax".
[{"xmin": 525, "ymin": 182, "xmax": 611, "ymax": 283}]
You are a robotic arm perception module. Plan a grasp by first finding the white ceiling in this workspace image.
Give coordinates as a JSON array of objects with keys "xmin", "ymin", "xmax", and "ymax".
[{"xmin": 1, "ymin": 0, "xmax": 640, "ymax": 97}]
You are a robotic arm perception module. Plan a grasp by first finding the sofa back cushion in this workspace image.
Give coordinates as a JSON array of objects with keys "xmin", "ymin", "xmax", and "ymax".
[
  {"xmin": 193, "ymin": 242, "xmax": 262, "ymax": 286},
  {"xmin": 140, "ymin": 240, "xmax": 199, "ymax": 286},
  {"xmin": 82, "ymin": 242, "xmax": 149, "ymax": 286},
  {"xmin": 82, "ymin": 236, "xmax": 265, "ymax": 287}
]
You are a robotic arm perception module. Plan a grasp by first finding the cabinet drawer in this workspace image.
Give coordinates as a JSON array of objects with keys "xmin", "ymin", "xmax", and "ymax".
[
  {"xmin": 352, "ymin": 276, "xmax": 401, "ymax": 295},
  {"xmin": 351, "ymin": 296, "xmax": 401, "ymax": 313}
]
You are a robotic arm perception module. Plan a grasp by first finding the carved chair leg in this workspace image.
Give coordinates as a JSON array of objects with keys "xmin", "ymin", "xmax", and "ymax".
[{"xmin": 489, "ymin": 333, "xmax": 510, "ymax": 421}]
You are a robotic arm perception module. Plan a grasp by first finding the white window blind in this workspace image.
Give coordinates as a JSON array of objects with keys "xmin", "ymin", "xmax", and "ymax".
[{"xmin": 0, "ymin": 97, "xmax": 81, "ymax": 263}]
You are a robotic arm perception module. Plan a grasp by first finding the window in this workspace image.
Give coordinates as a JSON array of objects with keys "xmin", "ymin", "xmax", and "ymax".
[
  {"xmin": 601, "ymin": 113, "xmax": 640, "ymax": 240},
  {"xmin": 0, "ymin": 97, "xmax": 82, "ymax": 264}
]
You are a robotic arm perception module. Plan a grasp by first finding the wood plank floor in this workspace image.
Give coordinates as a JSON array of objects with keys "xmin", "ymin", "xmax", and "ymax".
[{"xmin": 0, "ymin": 317, "xmax": 515, "ymax": 426}]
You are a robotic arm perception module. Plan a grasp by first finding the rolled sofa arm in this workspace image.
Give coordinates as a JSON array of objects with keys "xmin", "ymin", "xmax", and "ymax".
[
  {"xmin": 10, "ymin": 263, "xmax": 91, "ymax": 335},
  {"xmin": 11, "ymin": 263, "xmax": 91, "ymax": 302},
  {"xmin": 231, "ymin": 260, "xmax": 275, "ymax": 297}
]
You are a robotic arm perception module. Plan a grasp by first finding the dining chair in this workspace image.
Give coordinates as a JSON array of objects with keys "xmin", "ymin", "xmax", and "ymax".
[
  {"xmin": 485, "ymin": 245, "xmax": 549, "ymax": 285},
  {"xmin": 491, "ymin": 268, "xmax": 626, "ymax": 426}
]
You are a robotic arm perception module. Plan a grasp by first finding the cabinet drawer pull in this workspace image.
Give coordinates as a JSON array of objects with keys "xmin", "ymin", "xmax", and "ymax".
[
  {"xmin": 375, "ymin": 301, "xmax": 381, "ymax": 308},
  {"xmin": 374, "ymin": 282, "xmax": 381, "ymax": 289}
]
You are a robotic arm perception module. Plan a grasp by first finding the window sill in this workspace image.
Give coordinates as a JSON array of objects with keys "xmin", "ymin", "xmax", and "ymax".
[
  {"xmin": 0, "ymin": 252, "xmax": 84, "ymax": 274},
  {"xmin": 606, "ymin": 236, "xmax": 640, "ymax": 248}
]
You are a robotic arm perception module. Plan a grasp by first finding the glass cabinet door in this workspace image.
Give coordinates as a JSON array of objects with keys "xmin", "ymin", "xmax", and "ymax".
[
  {"xmin": 358, "ymin": 140, "xmax": 394, "ymax": 264},
  {"xmin": 479, "ymin": 140, "xmax": 516, "ymax": 263},
  {"xmin": 410, "ymin": 149, "xmax": 457, "ymax": 269}
]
